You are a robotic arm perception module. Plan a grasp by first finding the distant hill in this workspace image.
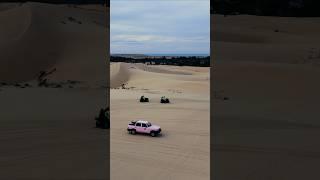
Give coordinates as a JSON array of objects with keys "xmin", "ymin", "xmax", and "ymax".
[{"xmin": 211, "ymin": 0, "xmax": 320, "ymax": 17}]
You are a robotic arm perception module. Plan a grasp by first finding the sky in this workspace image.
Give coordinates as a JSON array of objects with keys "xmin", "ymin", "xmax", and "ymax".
[{"xmin": 110, "ymin": 0, "xmax": 210, "ymax": 55}]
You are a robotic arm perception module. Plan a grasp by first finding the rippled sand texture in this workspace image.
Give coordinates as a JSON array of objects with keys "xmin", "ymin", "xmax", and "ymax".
[
  {"xmin": 212, "ymin": 14, "xmax": 320, "ymax": 179},
  {"xmin": 111, "ymin": 62, "xmax": 210, "ymax": 180},
  {"xmin": 0, "ymin": 3, "xmax": 109, "ymax": 179}
]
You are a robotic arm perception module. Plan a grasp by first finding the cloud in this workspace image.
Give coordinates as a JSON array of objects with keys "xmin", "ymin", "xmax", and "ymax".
[
  {"xmin": 112, "ymin": 34, "xmax": 176, "ymax": 43},
  {"xmin": 111, "ymin": 0, "xmax": 210, "ymax": 54}
]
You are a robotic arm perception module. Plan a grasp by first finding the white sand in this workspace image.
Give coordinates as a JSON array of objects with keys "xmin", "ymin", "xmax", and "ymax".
[
  {"xmin": 212, "ymin": 15, "xmax": 320, "ymax": 179},
  {"xmin": 110, "ymin": 63, "xmax": 210, "ymax": 180},
  {"xmin": 0, "ymin": 3, "xmax": 109, "ymax": 179}
]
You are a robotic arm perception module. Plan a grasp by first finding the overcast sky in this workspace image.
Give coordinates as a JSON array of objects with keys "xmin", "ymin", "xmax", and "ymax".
[{"xmin": 110, "ymin": 0, "xmax": 210, "ymax": 55}]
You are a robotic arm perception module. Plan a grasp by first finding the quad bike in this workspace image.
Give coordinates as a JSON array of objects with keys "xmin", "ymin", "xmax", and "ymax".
[
  {"xmin": 160, "ymin": 96, "xmax": 170, "ymax": 103},
  {"xmin": 140, "ymin": 95, "xmax": 149, "ymax": 102},
  {"xmin": 95, "ymin": 108, "xmax": 110, "ymax": 129}
]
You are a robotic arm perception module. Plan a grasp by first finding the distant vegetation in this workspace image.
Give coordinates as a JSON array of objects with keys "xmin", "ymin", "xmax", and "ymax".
[
  {"xmin": 211, "ymin": 0, "xmax": 320, "ymax": 17},
  {"xmin": 111, "ymin": 56, "xmax": 210, "ymax": 67}
]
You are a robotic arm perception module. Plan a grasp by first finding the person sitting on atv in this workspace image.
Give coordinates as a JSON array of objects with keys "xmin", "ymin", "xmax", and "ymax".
[
  {"xmin": 140, "ymin": 95, "xmax": 149, "ymax": 102},
  {"xmin": 105, "ymin": 107, "xmax": 110, "ymax": 121},
  {"xmin": 95, "ymin": 107, "xmax": 110, "ymax": 129},
  {"xmin": 160, "ymin": 96, "xmax": 170, "ymax": 103},
  {"xmin": 140, "ymin": 95, "xmax": 145, "ymax": 102}
]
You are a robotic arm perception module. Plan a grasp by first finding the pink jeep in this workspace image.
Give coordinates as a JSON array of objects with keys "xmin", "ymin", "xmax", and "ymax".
[{"xmin": 127, "ymin": 120, "xmax": 161, "ymax": 137}]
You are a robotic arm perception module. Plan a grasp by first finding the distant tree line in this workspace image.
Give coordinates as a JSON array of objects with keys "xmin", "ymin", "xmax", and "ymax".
[
  {"xmin": 211, "ymin": 0, "xmax": 320, "ymax": 17},
  {"xmin": 111, "ymin": 56, "xmax": 210, "ymax": 67}
]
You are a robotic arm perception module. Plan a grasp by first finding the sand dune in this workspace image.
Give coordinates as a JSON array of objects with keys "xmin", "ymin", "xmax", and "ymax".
[
  {"xmin": 111, "ymin": 62, "xmax": 209, "ymax": 94},
  {"xmin": 0, "ymin": 3, "xmax": 65, "ymax": 83},
  {"xmin": 0, "ymin": 3, "xmax": 22, "ymax": 11},
  {"xmin": 110, "ymin": 62, "xmax": 130, "ymax": 88},
  {"xmin": 212, "ymin": 15, "xmax": 320, "ymax": 64},
  {"xmin": 212, "ymin": 15, "xmax": 320, "ymax": 179},
  {"xmin": 0, "ymin": 3, "xmax": 108, "ymax": 86},
  {"xmin": 111, "ymin": 63, "xmax": 210, "ymax": 180},
  {"xmin": 0, "ymin": 3, "xmax": 108, "ymax": 179}
]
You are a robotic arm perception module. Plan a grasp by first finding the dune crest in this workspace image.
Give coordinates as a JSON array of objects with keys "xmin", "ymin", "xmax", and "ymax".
[{"xmin": 111, "ymin": 62, "xmax": 209, "ymax": 94}]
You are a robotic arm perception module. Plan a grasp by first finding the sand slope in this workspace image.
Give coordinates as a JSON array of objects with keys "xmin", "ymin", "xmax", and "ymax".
[
  {"xmin": 0, "ymin": 3, "xmax": 63, "ymax": 82},
  {"xmin": 212, "ymin": 15, "xmax": 320, "ymax": 179},
  {"xmin": 0, "ymin": 3, "xmax": 108, "ymax": 179},
  {"xmin": 212, "ymin": 15, "xmax": 320, "ymax": 64},
  {"xmin": 0, "ymin": 2, "xmax": 108, "ymax": 86},
  {"xmin": 111, "ymin": 63, "xmax": 210, "ymax": 180},
  {"xmin": 111, "ymin": 63, "xmax": 209, "ymax": 94}
]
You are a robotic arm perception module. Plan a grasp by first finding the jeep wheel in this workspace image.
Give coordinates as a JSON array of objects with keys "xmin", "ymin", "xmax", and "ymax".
[
  {"xmin": 150, "ymin": 131, "xmax": 156, "ymax": 137},
  {"xmin": 131, "ymin": 129, "xmax": 136, "ymax": 135}
]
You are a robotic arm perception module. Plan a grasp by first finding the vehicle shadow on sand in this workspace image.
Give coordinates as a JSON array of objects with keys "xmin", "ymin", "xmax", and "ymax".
[{"xmin": 126, "ymin": 131, "xmax": 165, "ymax": 138}]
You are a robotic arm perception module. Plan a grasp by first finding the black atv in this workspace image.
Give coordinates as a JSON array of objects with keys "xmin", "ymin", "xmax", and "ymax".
[
  {"xmin": 160, "ymin": 96, "xmax": 170, "ymax": 103},
  {"xmin": 95, "ymin": 108, "xmax": 110, "ymax": 129},
  {"xmin": 140, "ymin": 95, "xmax": 149, "ymax": 102}
]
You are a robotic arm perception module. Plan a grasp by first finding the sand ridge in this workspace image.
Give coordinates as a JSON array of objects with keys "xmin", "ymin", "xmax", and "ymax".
[{"xmin": 111, "ymin": 62, "xmax": 210, "ymax": 94}]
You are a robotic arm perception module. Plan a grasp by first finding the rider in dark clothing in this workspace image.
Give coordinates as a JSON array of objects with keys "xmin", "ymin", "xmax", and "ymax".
[{"xmin": 96, "ymin": 107, "xmax": 110, "ymax": 129}]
